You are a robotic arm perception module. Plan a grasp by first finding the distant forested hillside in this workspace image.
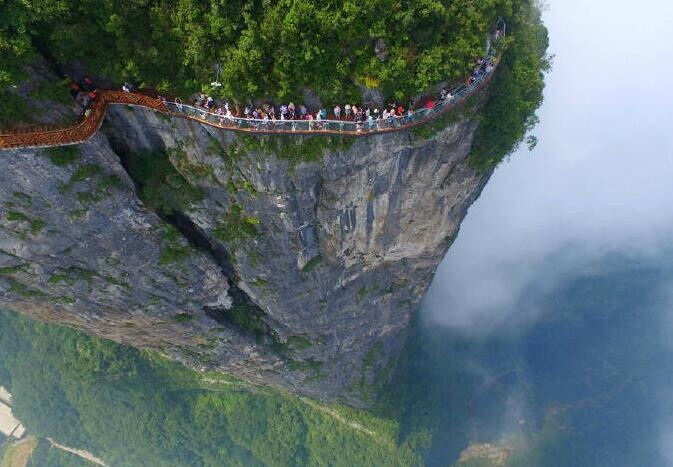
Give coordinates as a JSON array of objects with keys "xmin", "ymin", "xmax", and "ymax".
[{"xmin": 0, "ymin": 309, "xmax": 424, "ymax": 466}]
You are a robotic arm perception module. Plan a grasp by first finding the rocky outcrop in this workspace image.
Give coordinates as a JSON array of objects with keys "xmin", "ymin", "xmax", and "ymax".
[{"xmin": 0, "ymin": 96, "xmax": 490, "ymax": 404}]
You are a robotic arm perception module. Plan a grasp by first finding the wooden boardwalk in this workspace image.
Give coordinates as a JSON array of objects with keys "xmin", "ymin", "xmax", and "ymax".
[{"xmin": 0, "ymin": 59, "xmax": 498, "ymax": 151}]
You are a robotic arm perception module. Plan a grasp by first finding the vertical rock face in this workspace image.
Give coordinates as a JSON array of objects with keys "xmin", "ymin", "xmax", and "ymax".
[{"xmin": 0, "ymin": 103, "xmax": 490, "ymax": 404}]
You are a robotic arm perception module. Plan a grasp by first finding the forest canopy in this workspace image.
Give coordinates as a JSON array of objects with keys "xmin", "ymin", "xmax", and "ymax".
[{"xmin": 2, "ymin": 0, "xmax": 518, "ymax": 102}]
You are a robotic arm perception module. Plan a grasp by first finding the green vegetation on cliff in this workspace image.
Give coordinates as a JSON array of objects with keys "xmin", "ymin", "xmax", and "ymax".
[
  {"xmin": 1, "ymin": 0, "xmax": 548, "ymax": 168},
  {"xmin": 0, "ymin": 309, "xmax": 423, "ymax": 466},
  {"xmin": 469, "ymin": 0, "xmax": 551, "ymax": 170},
  {"xmin": 5, "ymin": 0, "xmax": 512, "ymax": 102}
]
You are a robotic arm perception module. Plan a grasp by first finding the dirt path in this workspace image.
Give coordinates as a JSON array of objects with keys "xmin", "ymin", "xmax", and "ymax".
[
  {"xmin": 299, "ymin": 397, "xmax": 378, "ymax": 437},
  {"xmin": 47, "ymin": 438, "xmax": 108, "ymax": 467}
]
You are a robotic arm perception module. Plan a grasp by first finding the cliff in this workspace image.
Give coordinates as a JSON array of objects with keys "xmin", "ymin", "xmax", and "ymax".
[{"xmin": 0, "ymin": 90, "xmax": 490, "ymax": 404}]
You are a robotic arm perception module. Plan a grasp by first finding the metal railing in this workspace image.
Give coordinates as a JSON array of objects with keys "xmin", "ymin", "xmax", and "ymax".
[
  {"xmin": 0, "ymin": 29, "xmax": 502, "ymax": 149},
  {"xmin": 162, "ymin": 67, "xmax": 494, "ymax": 136}
]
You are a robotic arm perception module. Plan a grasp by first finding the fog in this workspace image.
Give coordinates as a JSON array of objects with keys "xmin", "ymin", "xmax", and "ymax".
[
  {"xmin": 418, "ymin": 0, "xmax": 673, "ymax": 464},
  {"xmin": 424, "ymin": 0, "xmax": 673, "ymax": 330}
]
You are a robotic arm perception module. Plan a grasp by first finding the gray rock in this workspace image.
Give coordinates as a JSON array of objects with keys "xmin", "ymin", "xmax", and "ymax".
[{"xmin": 0, "ymin": 98, "xmax": 491, "ymax": 406}]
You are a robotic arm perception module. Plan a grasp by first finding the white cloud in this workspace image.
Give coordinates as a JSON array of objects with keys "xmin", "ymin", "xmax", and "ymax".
[{"xmin": 425, "ymin": 0, "xmax": 673, "ymax": 331}]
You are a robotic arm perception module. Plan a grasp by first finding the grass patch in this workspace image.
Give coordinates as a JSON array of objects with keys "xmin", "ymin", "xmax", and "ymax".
[
  {"xmin": 96, "ymin": 174, "xmax": 124, "ymax": 192},
  {"xmin": 8, "ymin": 280, "xmax": 47, "ymax": 298},
  {"xmin": 160, "ymin": 245, "xmax": 191, "ymax": 264},
  {"xmin": 159, "ymin": 226, "xmax": 192, "ymax": 265},
  {"xmin": 0, "ymin": 264, "xmax": 26, "ymax": 276},
  {"xmin": 352, "ymin": 342, "xmax": 385, "ymax": 401},
  {"xmin": 4, "ymin": 211, "xmax": 44, "ymax": 236},
  {"xmin": 286, "ymin": 335, "xmax": 313, "ymax": 351},
  {"xmin": 302, "ymin": 255, "xmax": 323, "ymax": 273},
  {"xmin": 29, "ymin": 218, "xmax": 45, "ymax": 235},
  {"xmin": 43, "ymin": 146, "xmax": 80, "ymax": 167},
  {"xmin": 59, "ymin": 163, "xmax": 104, "ymax": 192},
  {"xmin": 12, "ymin": 192, "xmax": 32, "ymax": 203},
  {"xmin": 252, "ymin": 277, "xmax": 268, "ymax": 287},
  {"xmin": 213, "ymin": 204, "xmax": 260, "ymax": 246},
  {"xmin": 6, "ymin": 211, "xmax": 29, "ymax": 222},
  {"xmin": 47, "ymin": 267, "xmax": 96, "ymax": 287},
  {"xmin": 174, "ymin": 313, "xmax": 193, "ymax": 323},
  {"xmin": 220, "ymin": 303, "xmax": 269, "ymax": 336}
]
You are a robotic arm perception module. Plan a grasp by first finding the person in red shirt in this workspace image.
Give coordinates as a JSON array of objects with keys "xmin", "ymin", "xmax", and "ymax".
[{"xmin": 69, "ymin": 81, "xmax": 80, "ymax": 98}]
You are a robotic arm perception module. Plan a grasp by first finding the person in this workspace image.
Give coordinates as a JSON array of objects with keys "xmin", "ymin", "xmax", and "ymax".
[
  {"xmin": 425, "ymin": 100, "xmax": 435, "ymax": 110},
  {"xmin": 299, "ymin": 104, "xmax": 307, "ymax": 119},
  {"xmin": 244, "ymin": 106, "xmax": 250, "ymax": 118},
  {"xmin": 80, "ymin": 76, "xmax": 95, "ymax": 92},
  {"xmin": 334, "ymin": 105, "xmax": 341, "ymax": 119},
  {"xmin": 206, "ymin": 96, "xmax": 214, "ymax": 109},
  {"xmin": 175, "ymin": 97, "xmax": 183, "ymax": 111},
  {"xmin": 69, "ymin": 81, "xmax": 81, "ymax": 98},
  {"xmin": 397, "ymin": 104, "xmax": 404, "ymax": 116},
  {"xmin": 320, "ymin": 108, "xmax": 327, "ymax": 120},
  {"xmin": 344, "ymin": 104, "xmax": 351, "ymax": 119}
]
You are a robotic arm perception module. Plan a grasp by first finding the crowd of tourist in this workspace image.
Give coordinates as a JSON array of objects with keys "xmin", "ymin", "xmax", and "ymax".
[
  {"xmin": 172, "ymin": 54, "xmax": 497, "ymax": 129},
  {"xmin": 68, "ymin": 76, "xmax": 99, "ymax": 116},
  {"xmin": 65, "ymin": 28, "xmax": 500, "ymax": 130}
]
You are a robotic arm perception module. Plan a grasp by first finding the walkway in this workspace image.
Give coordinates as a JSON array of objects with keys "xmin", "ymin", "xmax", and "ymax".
[{"xmin": 0, "ymin": 48, "xmax": 500, "ymax": 151}]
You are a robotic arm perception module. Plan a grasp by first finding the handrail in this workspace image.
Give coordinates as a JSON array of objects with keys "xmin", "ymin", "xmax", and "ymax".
[
  {"xmin": 0, "ymin": 34, "xmax": 501, "ymax": 151},
  {"xmin": 161, "ymin": 64, "xmax": 496, "ymax": 137}
]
